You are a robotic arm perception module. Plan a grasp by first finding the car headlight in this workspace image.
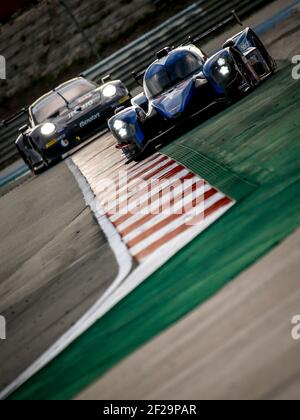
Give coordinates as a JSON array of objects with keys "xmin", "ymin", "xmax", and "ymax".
[
  {"xmin": 219, "ymin": 65, "xmax": 230, "ymax": 76},
  {"xmin": 216, "ymin": 57, "xmax": 231, "ymax": 76},
  {"xmin": 103, "ymin": 84, "xmax": 117, "ymax": 98},
  {"xmin": 41, "ymin": 122, "xmax": 56, "ymax": 136},
  {"xmin": 113, "ymin": 120, "xmax": 126, "ymax": 130},
  {"xmin": 118, "ymin": 128, "xmax": 129, "ymax": 139},
  {"xmin": 217, "ymin": 57, "xmax": 227, "ymax": 66},
  {"xmin": 113, "ymin": 119, "xmax": 129, "ymax": 139}
]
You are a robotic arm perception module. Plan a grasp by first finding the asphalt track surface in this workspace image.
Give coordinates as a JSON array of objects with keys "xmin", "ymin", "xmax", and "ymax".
[
  {"xmin": 79, "ymin": 230, "xmax": 300, "ymax": 400},
  {"xmin": 0, "ymin": 163, "xmax": 118, "ymax": 390},
  {"xmin": 0, "ymin": 0, "xmax": 300, "ymax": 400}
]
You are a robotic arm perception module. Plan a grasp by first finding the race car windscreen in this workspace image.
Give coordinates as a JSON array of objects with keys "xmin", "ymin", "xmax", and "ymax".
[
  {"xmin": 30, "ymin": 79, "xmax": 96, "ymax": 124},
  {"xmin": 145, "ymin": 50, "xmax": 204, "ymax": 98},
  {"xmin": 59, "ymin": 79, "xmax": 96, "ymax": 103}
]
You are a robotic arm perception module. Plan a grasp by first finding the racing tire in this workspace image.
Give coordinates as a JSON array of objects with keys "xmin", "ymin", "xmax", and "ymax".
[
  {"xmin": 31, "ymin": 160, "xmax": 47, "ymax": 175},
  {"xmin": 249, "ymin": 29, "xmax": 277, "ymax": 74},
  {"xmin": 18, "ymin": 151, "xmax": 43, "ymax": 176},
  {"xmin": 33, "ymin": 167, "xmax": 45, "ymax": 176},
  {"xmin": 229, "ymin": 54, "xmax": 256, "ymax": 100},
  {"xmin": 237, "ymin": 53, "xmax": 256, "ymax": 86},
  {"xmin": 123, "ymin": 148, "xmax": 136, "ymax": 161},
  {"xmin": 25, "ymin": 160, "xmax": 43, "ymax": 176}
]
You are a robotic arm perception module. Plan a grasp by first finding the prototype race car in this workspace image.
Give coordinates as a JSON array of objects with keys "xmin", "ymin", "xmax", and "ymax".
[
  {"xmin": 108, "ymin": 27, "xmax": 276, "ymax": 162},
  {"xmin": 16, "ymin": 76, "xmax": 131, "ymax": 173}
]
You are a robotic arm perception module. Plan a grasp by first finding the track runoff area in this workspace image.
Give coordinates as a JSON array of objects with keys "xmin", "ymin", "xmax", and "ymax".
[{"xmin": 2, "ymin": 0, "xmax": 300, "ymax": 402}]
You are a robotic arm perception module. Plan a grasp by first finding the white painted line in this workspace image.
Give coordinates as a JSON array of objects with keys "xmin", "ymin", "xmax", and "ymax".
[
  {"xmin": 67, "ymin": 159, "xmax": 133, "ymax": 279},
  {"xmin": 0, "ymin": 158, "xmax": 133, "ymax": 401},
  {"xmin": 0, "ymin": 158, "xmax": 234, "ymax": 401},
  {"xmin": 62, "ymin": 202, "xmax": 235, "ymax": 337}
]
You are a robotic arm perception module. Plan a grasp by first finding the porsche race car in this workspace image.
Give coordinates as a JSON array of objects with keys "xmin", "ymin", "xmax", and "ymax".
[
  {"xmin": 16, "ymin": 76, "xmax": 131, "ymax": 174},
  {"xmin": 108, "ymin": 27, "xmax": 276, "ymax": 162}
]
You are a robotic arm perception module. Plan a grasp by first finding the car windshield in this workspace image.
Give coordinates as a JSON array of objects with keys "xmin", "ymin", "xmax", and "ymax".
[
  {"xmin": 144, "ymin": 50, "xmax": 204, "ymax": 98},
  {"xmin": 30, "ymin": 79, "xmax": 96, "ymax": 124}
]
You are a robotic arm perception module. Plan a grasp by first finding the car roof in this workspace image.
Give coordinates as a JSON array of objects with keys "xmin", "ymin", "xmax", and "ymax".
[
  {"xmin": 144, "ymin": 46, "xmax": 202, "ymax": 80},
  {"xmin": 29, "ymin": 77, "xmax": 89, "ymax": 109}
]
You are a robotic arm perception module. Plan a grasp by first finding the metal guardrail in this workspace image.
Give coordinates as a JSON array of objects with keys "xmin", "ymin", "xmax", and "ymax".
[
  {"xmin": 0, "ymin": 0, "xmax": 272, "ymax": 170},
  {"xmin": 82, "ymin": 0, "xmax": 270, "ymax": 85},
  {"xmin": 0, "ymin": 113, "xmax": 28, "ymax": 169}
]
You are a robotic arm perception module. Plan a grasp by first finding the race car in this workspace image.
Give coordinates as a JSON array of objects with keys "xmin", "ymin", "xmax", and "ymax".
[
  {"xmin": 108, "ymin": 27, "xmax": 276, "ymax": 162},
  {"xmin": 16, "ymin": 76, "xmax": 131, "ymax": 174}
]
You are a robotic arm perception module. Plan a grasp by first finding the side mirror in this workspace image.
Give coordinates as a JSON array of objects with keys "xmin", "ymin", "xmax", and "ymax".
[{"xmin": 19, "ymin": 124, "xmax": 29, "ymax": 134}]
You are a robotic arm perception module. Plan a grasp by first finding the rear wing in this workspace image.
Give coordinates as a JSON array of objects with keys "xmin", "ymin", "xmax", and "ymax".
[{"xmin": 189, "ymin": 9, "xmax": 243, "ymax": 45}]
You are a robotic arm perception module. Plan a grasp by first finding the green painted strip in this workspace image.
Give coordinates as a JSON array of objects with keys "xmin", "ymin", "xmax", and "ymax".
[
  {"xmin": 163, "ymin": 144, "xmax": 257, "ymax": 201},
  {"xmin": 0, "ymin": 166, "xmax": 29, "ymax": 189},
  {"xmin": 9, "ymin": 62, "xmax": 300, "ymax": 400}
]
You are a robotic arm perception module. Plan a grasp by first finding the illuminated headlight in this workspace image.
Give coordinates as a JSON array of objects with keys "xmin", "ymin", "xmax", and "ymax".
[
  {"xmin": 217, "ymin": 57, "xmax": 227, "ymax": 66},
  {"xmin": 113, "ymin": 119, "xmax": 129, "ymax": 139},
  {"xmin": 113, "ymin": 120, "xmax": 126, "ymax": 131},
  {"xmin": 103, "ymin": 84, "xmax": 117, "ymax": 98},
  {"xmin": 118, "ymin": 128, "xmax": 129, "ymax": 139},
  {"xmin": 219, "ymin": 66, "xmax": 230, "ymax": 76},
  {"xmin": 41, "ymin": 122, "xmax": 56, "ymax": 136}
]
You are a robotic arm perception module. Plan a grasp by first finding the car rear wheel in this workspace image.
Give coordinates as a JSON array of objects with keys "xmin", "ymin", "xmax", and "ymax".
[
  {"xmin": 21, "ymin": 154, "xmax": 43, "ymax": 176},
  {"xmin": 229, "ymin": 53, "xmax": 256, "ymax": 99},
  {"xmin": 249, "ymin": 29, "xmax": 276, "ymax": 73}
]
